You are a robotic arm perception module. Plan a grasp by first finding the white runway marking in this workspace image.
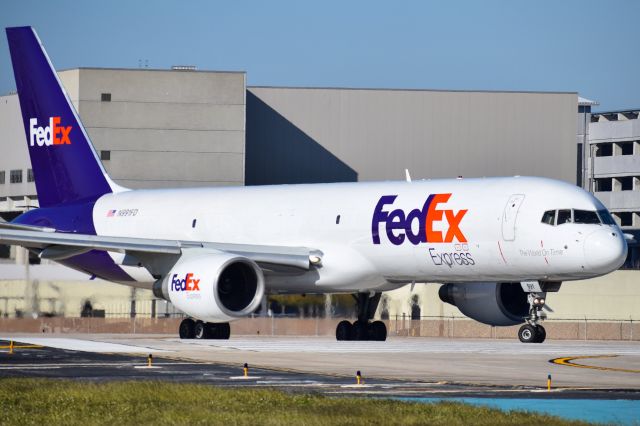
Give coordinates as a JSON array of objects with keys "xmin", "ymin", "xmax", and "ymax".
[
  {"xmin": 0, "ymin": 337, "xmax": 167, "ymax": 353},
  {"xmin": 0, "ymin": 366, "xmax": 61, "ymax": 370},
  {"xmin": 177, "ymin": 338, "xmax": 640, "ymax": 355},
  {"xmin": 0, "ymin": 362, "xmax": 199, "ymax": 370}
]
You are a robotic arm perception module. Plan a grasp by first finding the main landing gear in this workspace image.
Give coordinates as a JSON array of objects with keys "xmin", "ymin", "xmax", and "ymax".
[
  {"xmin": 179, "ymin": 318, "xmax": 230, "ymax": 339},
  {"xmin": 518, "ymin": 292, "xmax": 547, "ymax": 343},
  {"xmin": 336, "ymin": 292, "xmax": 387, "ymax": 341}
]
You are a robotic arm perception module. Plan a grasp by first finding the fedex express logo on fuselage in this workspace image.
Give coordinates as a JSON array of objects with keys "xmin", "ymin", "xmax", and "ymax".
[
  {"xmin": 170, "ymin": 273, "xmax": 200, "ymax": 292},
  {"xmin": 372, "ymin": 193, "xmax": 468, "ymax": 245},
  {"xmin": 29, "ymin": 117, "xmax": 72, "ymax": 147}
]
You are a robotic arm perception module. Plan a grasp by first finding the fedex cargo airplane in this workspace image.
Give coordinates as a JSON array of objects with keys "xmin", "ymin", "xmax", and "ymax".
[{"xmin": 1, "ymin": 27, "xmax": 627, "ymax": 343}]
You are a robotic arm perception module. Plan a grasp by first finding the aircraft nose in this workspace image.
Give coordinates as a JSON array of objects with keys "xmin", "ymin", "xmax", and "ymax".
[{"xmin": 583, "ymin": 228, "xmax": 627, "ymax": 273}]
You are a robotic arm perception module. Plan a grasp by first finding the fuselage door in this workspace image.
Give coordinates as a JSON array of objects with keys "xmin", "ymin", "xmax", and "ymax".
[{"xmin": 502, "ymin": 194, "xmax": 525, "ymax": 241}]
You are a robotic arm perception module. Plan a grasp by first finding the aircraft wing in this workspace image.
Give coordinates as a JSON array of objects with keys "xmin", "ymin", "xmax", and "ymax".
[{"xmin": 0, "ymin": 223, "xmax": 319, "ymax": 275}]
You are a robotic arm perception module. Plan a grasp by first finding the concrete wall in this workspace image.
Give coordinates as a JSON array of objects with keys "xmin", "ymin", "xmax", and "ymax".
[
  {"xmin": 589, "ymin": 113, "xmax": 640, "ymax": 220},
  {"xmin": 63, "ymin": 68, "xmax": 246, "ymax": 189},
  {"xmin": 0, "ymin": 68, "xmax": 247, "ymax": 205},
  {"xmin": 246, "ymin": 87, "xmax": 578, "ymax": 185}
]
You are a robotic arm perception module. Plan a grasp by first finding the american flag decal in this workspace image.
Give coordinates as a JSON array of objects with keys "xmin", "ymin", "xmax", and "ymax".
[{"xmin": 106, "ymin": 209, "xmax": 117, "ymax": 217}]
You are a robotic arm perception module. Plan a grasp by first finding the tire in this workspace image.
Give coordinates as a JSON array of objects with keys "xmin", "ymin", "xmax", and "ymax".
[
  {"xmin": 534, "ymin": 325, "xmax": 546, "ymax": 343},
  {"xmin": 518, "ymin": 324, "xmax": 536, "ymax": 343},
  {"xmin": 194, "ymin": 321, "xmax": 207, "ymax": 339},
  {"xmin": 370, "ymin": 321, "xmax": 387, "ymax": 341},
  {"xmin": 352, "ymin": 320, "xmax": 368, "ymax": 341},
  {"xmin": 203, "ymin": 322, "xmax": 231, "ymax": 339},
  {"xmin": 336, "ymin": 320, "xmax": 353, "ymax": 341},
  {"xmin": 179, "ymin": 318, "xmax": 196, "ymax": 339},
  {"xmin": 217, "ymin": 323, "xmax": 231, "ymax": 339}
]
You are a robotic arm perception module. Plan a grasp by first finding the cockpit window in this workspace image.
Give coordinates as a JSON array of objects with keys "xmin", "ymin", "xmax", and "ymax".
[
  {"xmin": 597, "ymin": 209, "xmax": 616, "ymax": 226},
  {"xmin": 573, "ymin": 210, "xmax": 600, "ymax": 224},
  {"xmin": 541, "ymin": 210, "xmax": 555, "ymax": 225},
  {"xmin": 542, "ymin": 209, "xmax": 612, "ymax": 226},
  {"xmin": 557, "ymin": 209, "xmax": 572, "ymax": 225}
]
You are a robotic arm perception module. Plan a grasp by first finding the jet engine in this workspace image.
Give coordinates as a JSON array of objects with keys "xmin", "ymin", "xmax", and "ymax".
[
  {"xmin": 438, "ymin": 282, "xmax": 529, "ymax": 326},
  {"xmin": 153, "ymin": 250, "xmax": 265, "ymax": 322}
]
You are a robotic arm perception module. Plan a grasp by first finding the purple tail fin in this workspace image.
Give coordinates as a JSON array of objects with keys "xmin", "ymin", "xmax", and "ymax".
[{"xmin": 6, "ymin": 26, "xmax": 116, "ymax": 207}]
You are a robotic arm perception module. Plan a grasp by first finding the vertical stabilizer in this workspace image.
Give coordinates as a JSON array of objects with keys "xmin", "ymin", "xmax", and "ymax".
[{"xmin": 6, "ymin": 26, "xmax": 121, "ymax": 207}]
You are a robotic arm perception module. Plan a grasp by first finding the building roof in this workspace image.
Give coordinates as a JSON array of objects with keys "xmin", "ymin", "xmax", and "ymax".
[{"xmin": 578, "ymin": 96, "xmax": 599, "ymax": 106}]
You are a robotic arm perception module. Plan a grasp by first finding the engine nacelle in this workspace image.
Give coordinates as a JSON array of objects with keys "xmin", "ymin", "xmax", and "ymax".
[
  {"xmin": 153, "ymin": 250, "xmax": 265, "ymax": 323},
  {"xmin": 438, "ymin": 282, "xmax": 529, "ymax": 326}
]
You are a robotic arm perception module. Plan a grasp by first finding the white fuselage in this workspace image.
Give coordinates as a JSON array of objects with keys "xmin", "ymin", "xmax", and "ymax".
[{"xmin": 92, "ymin": 176, "xmax": 627, "ymax": 293}]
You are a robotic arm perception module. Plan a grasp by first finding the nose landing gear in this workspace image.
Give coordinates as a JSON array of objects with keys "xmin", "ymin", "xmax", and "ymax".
[
  {"xmin": 336, "ymin": 292, "xmax": 387, "ymax": 341},
  {"xmin": 518, "ymin": 292, "xmax": 547, "ymax": 343},
  {"xmin": 518, "ymin": 323, "xmax": 546, "ymax": 343}
]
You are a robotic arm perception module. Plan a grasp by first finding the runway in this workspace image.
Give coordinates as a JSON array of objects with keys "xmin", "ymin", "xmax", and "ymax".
[{"xmin": 1, "ymin": 335, "xmax": 639, "ymax": 398}]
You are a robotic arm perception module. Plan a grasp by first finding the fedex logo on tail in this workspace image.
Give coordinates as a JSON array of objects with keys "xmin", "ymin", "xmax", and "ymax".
[
  {"xmin": 372, "ymin": 193, "xmax": 468, "ymax": 245},
  {"xmin": 171, "ymin": 273, "xmax": 200, "ymax": 292},
  {"xmin": 29, "ymin": 117, "xmax": 72, "ymax": 147}
]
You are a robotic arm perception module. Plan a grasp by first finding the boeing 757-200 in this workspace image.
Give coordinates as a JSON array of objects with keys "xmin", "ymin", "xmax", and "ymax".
[{"xmin": 0, "ymin": 26, "xmax": 627, "ymax": 343}]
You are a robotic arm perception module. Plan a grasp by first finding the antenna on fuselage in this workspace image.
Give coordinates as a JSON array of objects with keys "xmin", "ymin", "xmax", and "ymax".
[{"xmin": 405, "ymin": 169, "xmax": 412, "ymax": 183}]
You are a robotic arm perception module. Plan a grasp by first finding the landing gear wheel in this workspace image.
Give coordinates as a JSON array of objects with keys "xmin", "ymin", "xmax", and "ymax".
[
  {"xmin": 370, "ymin": 321, "xmax": 387, "ymax": 341},
  {"xmin": 194, "ymin": 321, "xmax": 207, "ymax": 339},
  {"xmin": 336, "ymin": 320, "xmax": 352, "ymax": 341},
  {"xmin": 518, "ymin": 324, "xmax": 537, "ymax": 343},
  {"xmin": 203, "ymin": 322, "xmax": 231, "ymax": 339},
  {"xmin": 352, "ymin": 320, "xmax": 368, "ymax": 341},
  {"xmin": 179, "ymin": 318, "xmax": 196, "ymax": 339},
  {"xmin": 334, "ymin": 292, "xmax": 385, "ymax": 341},
  {"xmin": 534, "ymin": 325, "xmax": 546, "ymax": 343},
  {"xmin": 217, "ymin": 323, "xmax": 231, "ymax": 339}
]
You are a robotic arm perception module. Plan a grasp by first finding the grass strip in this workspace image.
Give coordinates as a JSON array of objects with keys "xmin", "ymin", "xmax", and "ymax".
[{"xmin": 0, "ymin": 379, "xmax": 592, "ymax": 425}]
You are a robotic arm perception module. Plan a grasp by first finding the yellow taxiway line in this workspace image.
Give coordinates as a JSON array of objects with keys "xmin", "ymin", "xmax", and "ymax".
[{"xmin": 550, "ymin": 355, "xmax": 640, "ymax": 374}]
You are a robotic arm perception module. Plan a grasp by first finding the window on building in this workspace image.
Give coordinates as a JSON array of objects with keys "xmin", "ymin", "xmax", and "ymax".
[
  {"xmin": 616, "ymin": 212, "xmax": 633, "ymax": 227},
  {"xmin": 0, "ymin": 171, "xmax": 5, "ymax": 184},
  {"xmin": 619, "ymin": 142, "xmax": 634, "ymax": 155},
  {"xmin": 595, "ymin": 143, "xmax": 613, "ymax": 157},
  {"xmin": 101, "ymin": 150, "xmax": 111, "ymax": 161},
  {"xmin": 595, "ymin": 178, "xmax": 612, "ymax": 192},
  {"xmin": 10, "ymin": 170, "xmax": 22, "ymax": 184},
  {"xmin": 27, "ymin": 169, "xmax": 34, "ymax": 182},
  {"xmin": 101, "ymin": 93, "xmax": 111, "ymax": 102},
  {"xmin": 618, "ymin": 176, "xmax": 633, "ymax": 191}
]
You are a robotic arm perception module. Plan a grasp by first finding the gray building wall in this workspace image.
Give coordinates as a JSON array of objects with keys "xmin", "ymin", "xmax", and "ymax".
[
  {"xmin": 246, "ymin": 87, "xmax": 578, "ymax": 185},
  {"xmin": 61, "ymin": 68, "xmax": 246, "ymax": 189},
  {"xmin": 588, "ymin": 110, "xmax": 640, "ymax": 225},
  {"xmin": 0, "ymin": 68, "xmax": 246, "ymax": 212},
  {"xmin": 586, "ymin": 109, "xmax": 640, "ymax": 269}
]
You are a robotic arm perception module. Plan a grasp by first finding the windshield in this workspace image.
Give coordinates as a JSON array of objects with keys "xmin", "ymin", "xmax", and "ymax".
[
  {"xmin": 541, "ymin": 208, "xmax": 616, "ymax": 226},
  {"xmin": 574, "ymin": 210, "xmax": 601, "ymax": 224},
  {"xmin": 597, "ymin": 209, "xmax": 616, "ymax": 226}
]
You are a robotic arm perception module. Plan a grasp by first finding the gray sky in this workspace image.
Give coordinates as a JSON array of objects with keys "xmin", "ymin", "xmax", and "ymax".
[{"xmin": 1, "ymin": 0, "xmax": 638, "ymax": 111}]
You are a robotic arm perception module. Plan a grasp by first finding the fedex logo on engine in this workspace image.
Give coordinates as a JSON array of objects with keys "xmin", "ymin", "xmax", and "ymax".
[
  {"xmin": 171, "ymin": 273, "xmax": 200, "ymax": 292},
  {"xmin": 29, "ymin": 117, "xmax": 72, "ymax": 147},
  {"xmin": 372, "ymin": 193, "xmax": 468, "ymax": 245}
]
